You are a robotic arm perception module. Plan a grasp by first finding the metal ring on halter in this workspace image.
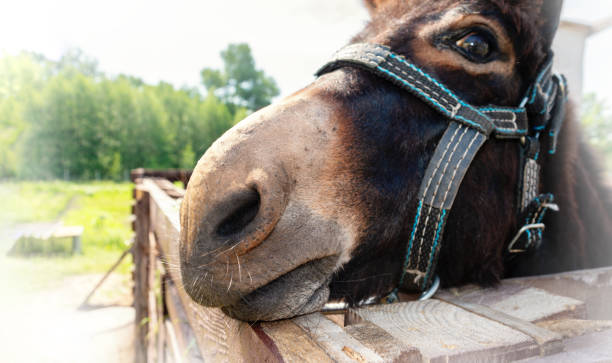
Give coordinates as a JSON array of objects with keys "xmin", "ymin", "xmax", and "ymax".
[
  {"xmin": 321, "ymin": 276, "xmax": 440, "ymax": 313},
  {"xmin": 418, "ymin": 275, "xmax": 440, "ymax": 301},
  {"xmin": 507, "ymin": 223, "xmax": 545, "ymax": 253},
  {"xmin": 542, "ymin": 202, "xmax": 560, "ymax": 212},
  {"xmin": 321, "ymin": 296, "xmax": 378, "ymax": 313}
]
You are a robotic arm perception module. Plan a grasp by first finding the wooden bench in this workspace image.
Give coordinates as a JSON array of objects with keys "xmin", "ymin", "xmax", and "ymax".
[
  {"xmin": 132, "ymin": 178, "xmax": 612, "ymax": 362},
  {"xmin": 52, "ymin": 225, "xmax": 84, "ymax": 254},
  {"xmin": 14, "ymin": 223, "xmax": 84, "ymax": 254}
]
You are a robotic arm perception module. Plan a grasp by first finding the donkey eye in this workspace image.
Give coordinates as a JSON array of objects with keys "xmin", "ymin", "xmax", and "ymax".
[{"xmin": 454, "ymin": 31, "xmax": 495, "ymax": 62}]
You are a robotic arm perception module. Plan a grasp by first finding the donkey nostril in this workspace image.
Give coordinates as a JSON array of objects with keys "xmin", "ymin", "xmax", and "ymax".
[{"xmin": 216, "ymin": 188, "xmax": 261, "ymax": 237}]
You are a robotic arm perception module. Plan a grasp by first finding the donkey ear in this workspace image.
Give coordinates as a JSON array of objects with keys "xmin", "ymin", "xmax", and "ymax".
[
  {"xmin": 364, "ymin": 0, "xmax": 391, "ymax": 15},
  {"xmin": 539, "ymin": 0, "xmax": 564, "ymax": 46}
]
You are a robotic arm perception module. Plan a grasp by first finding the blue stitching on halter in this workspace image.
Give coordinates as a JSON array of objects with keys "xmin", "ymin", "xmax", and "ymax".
[
  {"xmin": 422, "ymin": 209, "xmax": 447, "ymax": 290},
  {"xmin": 399, "ymin": 199, "xmax": 423, "ymax": 287},
  {"xmin": 454, "ymin": 116, "xmax": 487, "ymax": 133},
  {"xmin": 389, "ymin": 54, "xmax": 491, "ymax": 121},
  {"xmin": 528, "ymin": 61, "xmax": 553, "ymax": 103},
  {"xmin": 376, "ymin": 66, "xmax": 487, "ymax": 133},
  {"xmin": 496, "ymin": 128, "xmax": 527, "ymax": 134},
  {"xmin": 389, "ymin": 54, "xmax": 459, "ymax": 101},
  {"xmin": 479, "ymin": 107, "xmax": 524, "ymax": 113}
]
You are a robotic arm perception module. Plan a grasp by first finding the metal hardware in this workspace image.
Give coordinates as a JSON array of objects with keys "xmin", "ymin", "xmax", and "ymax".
[
  {"xmin": 321, "ymin": 275, "xmax": 440, "ymax": 313},
  {"xmin": 542, "ymin": 202, "xmax": 559, "ymax": 212},
  {"xmin": 507, "ymin": 223, "xmax": 545, "ymax": 253},
  {"xmin": 418, "ymin": 275, "xmax": 440, "ymax": 301},
  {"xmin": 321, "ymin": 301, "xmax": 349, "ymax": 313},
  {"xmin": 321, "ymin": 295, "xmax": 379, "ymax": 313}
]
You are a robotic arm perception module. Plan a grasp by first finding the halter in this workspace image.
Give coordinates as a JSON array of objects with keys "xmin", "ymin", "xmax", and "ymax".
[{"xmin": 316, "ymin": 43, "xmax": 568, "ymax": 300}]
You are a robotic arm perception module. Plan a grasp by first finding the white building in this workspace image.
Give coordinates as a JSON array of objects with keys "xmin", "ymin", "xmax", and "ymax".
[{"xmin": 553, "ymin": 17, "xmax": 612, "ymax": 104}]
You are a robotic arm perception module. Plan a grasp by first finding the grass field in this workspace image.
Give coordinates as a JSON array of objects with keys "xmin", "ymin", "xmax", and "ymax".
[{"xmin": 0, "ymin": 181, "xmax": 135, "ymax": 292}]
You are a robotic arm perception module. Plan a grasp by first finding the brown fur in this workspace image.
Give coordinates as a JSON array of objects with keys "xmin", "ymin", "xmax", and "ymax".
[{"xmin": 179, "ymin": 0, "xmax": 612, "ymax": 321}]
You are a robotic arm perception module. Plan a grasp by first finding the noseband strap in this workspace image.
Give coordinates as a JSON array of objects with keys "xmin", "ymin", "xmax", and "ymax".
[{"xmin": 316, "ymin": 43, "xmax": 568, "ymax": 296}]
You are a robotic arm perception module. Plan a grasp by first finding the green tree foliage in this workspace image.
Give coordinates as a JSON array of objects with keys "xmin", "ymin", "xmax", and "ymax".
[
  {"xmin": 581, "ymin": 93, "xmax": 612, "ymax": 171},
  {"xmin": 0, "ymin": 47, "xmax": 273, "ymax": 180},
  {"xmin": 179, "ymin": 143, "xmax": 196, "ymax": 170},
  {"xmin": 201, "ymin": 43, "xmax": 279, "ymax": 112}
]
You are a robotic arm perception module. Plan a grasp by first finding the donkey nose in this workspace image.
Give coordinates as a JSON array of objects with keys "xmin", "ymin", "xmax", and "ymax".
[
  {"xmin": 215, "ymin": 187, "xmax": 261, "ymax": 237},
  {"xmin": 186, "ymin": 167, "xmax": 289, "ymax": 262}
]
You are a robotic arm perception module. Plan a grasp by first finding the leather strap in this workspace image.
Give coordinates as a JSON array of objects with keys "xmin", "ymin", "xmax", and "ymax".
[
  {"xmin": 401, "ymin": 123, "xmax": 487, "ymax": 290},
  {"xmin": 316, "ymin": 43, "xmax": 530, "ymax": 138}
]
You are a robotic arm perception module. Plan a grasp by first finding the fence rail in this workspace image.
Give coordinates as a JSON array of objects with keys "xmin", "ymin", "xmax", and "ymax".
[{"xmin": 132, "ymin": 177, "xmax": 612, "ymax": 362}]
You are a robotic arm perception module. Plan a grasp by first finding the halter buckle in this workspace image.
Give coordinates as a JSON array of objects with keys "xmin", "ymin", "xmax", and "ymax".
[
  {"xmin": 507, "ymin": 223, "xmax": 545, "ymax": 253},
  {"xmin": 418, "ymin": 275, "xmax": 440, "ymax": 301}
]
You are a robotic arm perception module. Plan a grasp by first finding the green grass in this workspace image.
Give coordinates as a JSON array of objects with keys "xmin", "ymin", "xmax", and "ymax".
[
  {"xmin": 0, "ymin": 181, "xmax": 77, "ymax": 223},
  {"xmin": 0, "ymin": 181, "xmax": 135, "ymax": 292}
]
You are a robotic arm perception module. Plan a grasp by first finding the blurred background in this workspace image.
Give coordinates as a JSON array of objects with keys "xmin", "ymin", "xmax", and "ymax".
[{"xmin": 0, "ymin": 1, "xmax": 611, "ymax": 362}]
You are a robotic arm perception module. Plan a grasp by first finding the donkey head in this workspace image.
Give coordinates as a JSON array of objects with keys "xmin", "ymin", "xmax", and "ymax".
[{"xmin": 180, "ymin": 0, "xmax": 564, "ymax": 321}]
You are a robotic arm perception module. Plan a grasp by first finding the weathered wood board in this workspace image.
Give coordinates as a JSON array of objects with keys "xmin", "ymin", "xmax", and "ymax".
[
  {"xmin": 134, "ymin": 178, "xmax": 612, "ymax": 363},
  {"xmin": 165, "ymin": 280, "xmax": 204, "ymax": 363},
  {"xmin": 348, "ymin": 299, "xmax": 547, "ymax": 362},
  {"xmin": 437, "ymin": 284, "xmax": 586, "ymax": 323}
]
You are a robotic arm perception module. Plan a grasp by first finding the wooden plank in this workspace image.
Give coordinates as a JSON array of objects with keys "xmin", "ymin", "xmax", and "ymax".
[
  {"xmin": 145, "ymin": 179, "xmax": 280, "ymax": 363},
  {"xmin": 437, "ymin": 284, "xmax": 586, "ymax": 323},
  {"xmin": 348, "ymin": 299, "xmax": 542, "ymax": 362},
  {"xmin": 505, "ymin": 267, "xmax": 612, "ymax": 321},
  {"xmin": 519, "ymin": 329, "xmax": 612, "ymax": 362},
  {"xmin": 52, "ymin": 225, "xmax": 84, "ymax": 238},
  {"xmin": 165, "ymin": 280, "xmax": 204, "ymax": 363},
  {"xmin": 343, "ymin": 313, "xmax": 422, "ymax": 362},
  {"xmin": 153, "ymin": 178, "xmax": 186, "ymax": 199},
  {"xmin": 165, "ymin": 319, "xmax": 184, "ymax": 363},
  {"xmin": 131, "ymin": 168, "xmax": 192, "ymax": 186},
  {"xmin": 436, "ymin": 297, "xmax": 563, "ymax": 356},
  {"xmin": 260, "ymin": 320, "xmax": 334, "ymax": 363},
  {"xmin": 293, "ymin": 313, "xmax": 384, "ymax": 362},
  {"xmin": 536, "ymin": 319, "xmax": 612, "ymax": 339}
]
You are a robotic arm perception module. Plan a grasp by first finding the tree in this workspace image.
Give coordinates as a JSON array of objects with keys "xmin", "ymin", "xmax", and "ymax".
[
  {"xmin": 56, "ymin": 48, "xmax": 100, "ymax": 78},
  {"xmin": 201, "ymin": 43, "xmax": 280, "ymax": 112},
  {"xmin": 179, "ymin": 143, "xmax": 196, "ymax": 169},
  {"xmin": 0, "ymin": 52, "xmax": 47, "ymax": 178},
  {"xmin": 0, "ymin": 44, "xmax": 271, "ymax": 180}
]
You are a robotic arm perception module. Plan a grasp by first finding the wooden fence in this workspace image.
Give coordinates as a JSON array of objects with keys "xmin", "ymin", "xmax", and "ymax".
[{"xmin": 132, "ymin": 176, "xmax": 612, "ymax": 362}]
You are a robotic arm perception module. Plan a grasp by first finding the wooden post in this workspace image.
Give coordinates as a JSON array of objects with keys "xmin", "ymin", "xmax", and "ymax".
[
  {"xmin": 147, "ymin": 231, "xmax": 160, "ymax": 363},
  {"xmin": 133, "ymin": 183, "xmax": 150, "ymax": 363}
]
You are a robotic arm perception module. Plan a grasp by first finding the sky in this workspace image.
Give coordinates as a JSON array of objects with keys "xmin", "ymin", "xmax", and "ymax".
[{"xmin": 1, "ymin": 0, "xmax": 611, "ymax": 106}]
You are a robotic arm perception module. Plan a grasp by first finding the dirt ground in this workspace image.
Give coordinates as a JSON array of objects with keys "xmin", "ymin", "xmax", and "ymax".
[
  {"xmin": 0, "ymin": 272, "xmax": 135, "ymax": 363},
  {"xmin": 0, "ymin": 227, "xmax": 135, "ymax": 363}
]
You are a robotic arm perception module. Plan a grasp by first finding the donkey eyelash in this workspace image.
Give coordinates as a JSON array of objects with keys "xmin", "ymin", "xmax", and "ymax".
[{"xmin": 435, "ymin": 26, "xmax": 501, "ymax": 64}]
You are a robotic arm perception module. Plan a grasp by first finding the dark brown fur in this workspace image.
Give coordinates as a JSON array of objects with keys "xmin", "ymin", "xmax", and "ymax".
[
  {"xmin": 326, "ymin": 0, "xmax": 612, "ymax": 304},
  {"xmin": 180, "ymin": 0, "xmax": 612, "ymax": 320}
]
